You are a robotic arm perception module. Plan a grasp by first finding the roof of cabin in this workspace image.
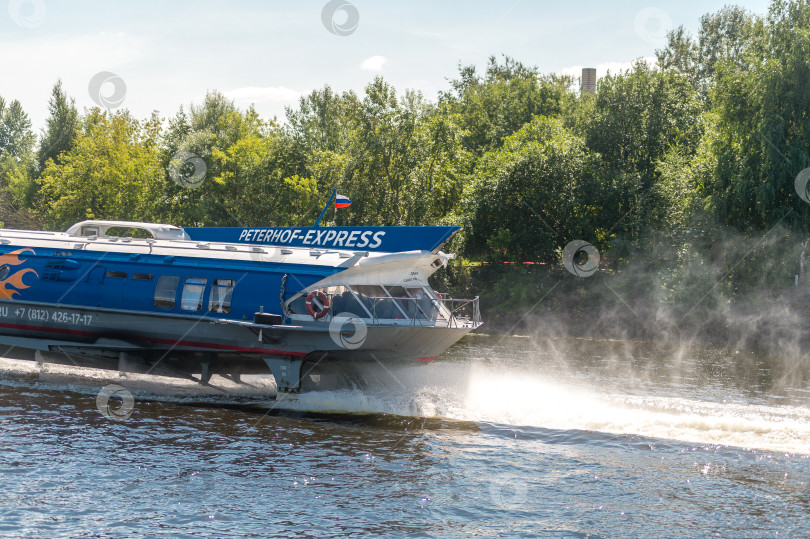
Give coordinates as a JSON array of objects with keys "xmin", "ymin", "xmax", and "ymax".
[{"xmin": 65, "ymin": 220, "xmax": 190, "ymax": 241}]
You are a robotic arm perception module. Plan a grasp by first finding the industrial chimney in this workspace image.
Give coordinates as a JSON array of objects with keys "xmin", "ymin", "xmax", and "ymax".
[{"xmin": 581, "ymin": 67, "xmax": 596, "ymax": 95}]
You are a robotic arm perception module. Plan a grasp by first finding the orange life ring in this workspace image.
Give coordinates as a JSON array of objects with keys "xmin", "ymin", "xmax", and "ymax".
[{"xmin": 305, "ymin": 290, "xmax": 330, "ymax": 319}]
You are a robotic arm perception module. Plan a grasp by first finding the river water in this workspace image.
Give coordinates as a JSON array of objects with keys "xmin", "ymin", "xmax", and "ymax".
[{"xmin": 1, "ymin": 335, "xmax": 809, "ymax": 537}]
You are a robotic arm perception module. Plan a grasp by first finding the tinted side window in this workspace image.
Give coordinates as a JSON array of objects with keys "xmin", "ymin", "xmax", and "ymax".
[
  {"xmin": 154, "ymin": 275, "xmax": 180, "ymax": 309},
  {"xmin": 180, "ymin": 277, "xmax": 207, "ymax": 311},
  {"xmin": 208, "ymin": 279, "xmax": 235, "ymax": 313}
]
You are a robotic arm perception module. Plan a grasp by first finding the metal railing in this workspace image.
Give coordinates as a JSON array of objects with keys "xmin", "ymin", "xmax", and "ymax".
[
  {"xmin": 328, "ymin": 293, "xmax": 481, "ymax": 329},
  {"xmin": 442, "ymin": 296, "xmax": 482, "ymax": 329}
]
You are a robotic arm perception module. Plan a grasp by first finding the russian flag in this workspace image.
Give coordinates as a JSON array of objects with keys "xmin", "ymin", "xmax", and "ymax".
[{"xmin": 335, "ymin": 194, "xmax": 352, "ymax": 209}]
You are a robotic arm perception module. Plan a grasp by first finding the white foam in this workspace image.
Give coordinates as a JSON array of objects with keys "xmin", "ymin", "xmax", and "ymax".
[
  {"xmin": 3, "ymin": 354, "xmax": 809, "ymax": 454},
  {"xmin": 271, "ymin": 363, "xmax": 810, "ymax": 455},
  {"xmin": 456, "ymin": 367, "xmax": 810, "ymax": 454},
  {"xmin": 0, "ymin": 356, "xmax": 276, "ymax": 398}
]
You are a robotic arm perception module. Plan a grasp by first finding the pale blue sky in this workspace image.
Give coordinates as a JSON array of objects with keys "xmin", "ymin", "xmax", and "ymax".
[{"xmin": 1, "ymin": 0, "xmax": 772, "ymax": 131}]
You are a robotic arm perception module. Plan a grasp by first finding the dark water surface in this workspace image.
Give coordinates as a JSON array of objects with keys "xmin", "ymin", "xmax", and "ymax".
[{"xmin": 1, "ymin": 336, "xmax": 809, "ymax": 537}]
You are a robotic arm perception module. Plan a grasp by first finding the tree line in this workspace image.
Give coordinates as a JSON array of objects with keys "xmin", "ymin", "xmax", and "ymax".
[{"xmin": 2, "ymin": 1, "xmax": 810, "ymax": 313}]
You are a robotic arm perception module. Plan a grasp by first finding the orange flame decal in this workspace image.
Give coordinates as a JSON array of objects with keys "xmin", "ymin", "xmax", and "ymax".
[{"xmin": 0, "ymin": 248, "xmax": 38, "ymax": 299}]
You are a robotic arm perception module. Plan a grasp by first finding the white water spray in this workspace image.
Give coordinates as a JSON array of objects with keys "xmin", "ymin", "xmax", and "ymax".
[
  {"xmin": 2, "ymin": 351, "xmax": 809, "ymax": 455},
  {"xmin": 277, "ymin": 361, "xmax": 810, "ymax": 455}
]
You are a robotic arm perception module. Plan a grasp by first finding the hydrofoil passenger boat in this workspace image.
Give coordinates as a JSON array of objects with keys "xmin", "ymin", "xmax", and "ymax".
[{"xmin": 0, "ymin": 217, "xmax": 481, "ymax": 394}]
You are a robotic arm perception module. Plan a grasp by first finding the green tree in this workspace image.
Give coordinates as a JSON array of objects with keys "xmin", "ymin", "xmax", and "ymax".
[
  {"xmin": 39, "ymin": 109, "xmax": 165, "ymax": 229},
  {"xmin": 461, "ymin": 116, "xmax": 602, "ymax": 262},
  {"xmin": 443, "ymin": 55, "xmax": 574, "ymax": 155},
  {"xmin": 699, "ymin": 0, "xmax": 810, "ymax": 231},
  {"xmin": 331, "ymin": 79, "xmax": 470, "ymax": 226},
  {"xmin": 657, "ymin": 5, "xmax": 760, "ymax": 99},
  {"xmin": 585, "ymin": 61, "xmax": 703, "ymax": 245},
  {"xmin": 37, "ymin": 79, "xmax": 79, "ymax": 172},
  {"xmin": 160, "ymin": 91, "xmax": 316, "ymax": 227},
  {"xmin": 0, "ymin": 97, "xmax": 38, "ymax": 226},
  {"xmin": 335, "ymin": 79, "xmax": 429, "ymax": 226},
  {"xmin": 0, "ymin": 98, "xmax": 36, "ymax": 161},
  {"xmin": 587, "ymin": 61, "xmax": 703, "ymax": 177},
  {"xmin": 210, "ymin": 127, "xmax": 321, "ymax": 226},
  {"xmin": 286, "ymin": 79, "xmax": 471, "ymax": 227},
  {"xmin": 286, "ymin": 85, "xmax": 356, "ymax": 155}
]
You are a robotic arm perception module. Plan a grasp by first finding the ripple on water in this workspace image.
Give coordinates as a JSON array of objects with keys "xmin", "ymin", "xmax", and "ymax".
[{"xmin": 0, "ymin": 337, "xmax": 809, "ymax": 537}]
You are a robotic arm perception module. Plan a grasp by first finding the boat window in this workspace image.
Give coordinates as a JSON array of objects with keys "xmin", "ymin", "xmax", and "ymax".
[
  {"xmin": 106, "ymin": 271, "xmax": 127, "ymax": 279},
  {"xmin": 408, "ymin": 287, "xmax": 428, "ymax": 299},
  {"xmin": 351, "ymin": 285, "xmax": 399, "ymax": 319},
  {"xmin": 104, "ymin": 227, "xmax": 151, "ymax": 239},
  {"xmin": 154, "ymin": 275, "xmax": 180, "ymax": 309},
  {"xmin": 384, "ymin": 285, "xmax": 416, "ymax": 318},
  {"xmin": 208, "ymin": 279, "xmax": 234, "ymax": 313},
  {"xmin": 133, "ymin": 273, "xmax": 153, "ymax": 280},
  {"xmin": 386, "ymin": 286, "xmax": 408, "ymax": 298},
  {"xmin": 180, "ymin": 278, "xmax": 207, "ymax": 311},
  {"xmin": 407, "ymin": 287, "xmax": 439, "ymax": 320},
  {"xmin": 0, "ymin": 264, "xmax": 9, "ymax": 280},
  {"xmin": 323, "ymin": 285, "xmax": 347, "ymax": 296},
  {"xmin": 351, "ymin": 285, "xmax": 387, "ymax": 299},
  {"xmin": 329, "ymin": 286, "xmax": 369, "ymax": 317},
  {"xmin": 381, "ymin": 286, "xmax": 413, "ymax": 319}
]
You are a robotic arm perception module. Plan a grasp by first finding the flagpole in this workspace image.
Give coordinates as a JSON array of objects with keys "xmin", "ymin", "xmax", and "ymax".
[{"xmin": 313, "ymin": 188, "xmax": 337, "ymax": 227}]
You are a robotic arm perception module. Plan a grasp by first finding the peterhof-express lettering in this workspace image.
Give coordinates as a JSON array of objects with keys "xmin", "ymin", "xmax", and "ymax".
[{"xmin": 238, "ymin": 228, "xmax": 385, "ymax": 249}]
